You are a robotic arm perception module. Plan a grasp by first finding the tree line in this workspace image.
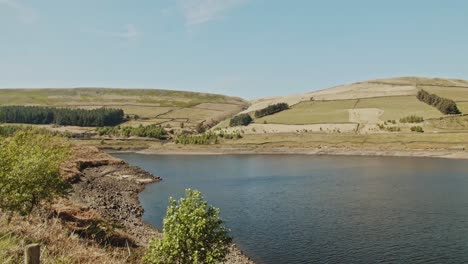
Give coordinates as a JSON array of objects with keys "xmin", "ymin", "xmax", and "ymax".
[
  {"xmin": 254, "ymin": 102, "xmax": 289, "ymax": 118},
  {"xmin": 175, "ymin": 131, "xmax": 242, "ymax": 145},
  {"xmin": 399, "ymin": 115, "xmax": 424, "ymax": 123},
  {"xmin": 96, "ymin": 124, "xmax": 168, "ymax": 139},
  {"xmin": 229, "ymin": 113, "xmax": 252, "ymax": 127},
  {"xmin": 417, "ymin": 90, "xmax": 461, "ymax": 115},
  {"xmin": 0, "ymin": 106, "xmax": 124, "ymax": 127}
]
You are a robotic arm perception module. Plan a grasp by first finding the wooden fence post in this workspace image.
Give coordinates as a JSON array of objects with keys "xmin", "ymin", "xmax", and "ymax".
[{"xmin": 24, "ymin": 243, "xmax": 40, "ymax": 264}]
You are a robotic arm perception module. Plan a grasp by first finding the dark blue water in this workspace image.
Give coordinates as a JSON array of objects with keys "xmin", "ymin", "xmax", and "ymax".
[{"xmin": 113, "ymin": 154, "xmax": 468, "ymax": 264}]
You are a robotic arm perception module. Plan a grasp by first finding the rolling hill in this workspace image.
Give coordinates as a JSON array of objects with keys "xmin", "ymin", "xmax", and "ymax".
[
  {"xmin": 0, "ymin": 88, "xmax": 249, "ymax": 130},
  {"xmin": 221, "ymin": 77, "xmax": 468, "ymax": 135}
]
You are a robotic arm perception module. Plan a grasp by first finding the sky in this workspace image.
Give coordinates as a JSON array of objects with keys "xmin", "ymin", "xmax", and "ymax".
[{"xmin": 1, "ymin": 0, "xmax": 468, "ymax": 99}]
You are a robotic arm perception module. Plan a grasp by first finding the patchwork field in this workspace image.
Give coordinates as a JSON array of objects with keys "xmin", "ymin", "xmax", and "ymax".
[
  {"xmin": 252, "ymin": 95, "xmax": 443, "ymax": 126},
  {"xmin": 242, "ymin": 77, "xmax": 468, "ymax": 114},
  {"xmin": 223, "ymin": 77, "xmax": 468, "ymax": 135},
  {"xmin": 256, "ymin": 100, "xmax": 357, "ymax": 124},
  {"xmin": 354, "ymin": 96, "xmax": 442, "ymax": 121},
  {"xmin": 5, "ymin": 77, "xmax": 468, "ymax": 138},
  {"xmin": 0, "ymin": 88, "xmax": 249, "ymax": 129}
]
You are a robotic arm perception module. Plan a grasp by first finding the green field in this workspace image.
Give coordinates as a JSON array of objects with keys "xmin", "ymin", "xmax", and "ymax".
[
  {"xmin": 254, "ymin": 96, "xmax": 442, "ymax": 125},
  {"xmin": 256, "ymin": 100, "xmax": 357, "ymax": 124},
  {"xmin": 421, "ymin": 86, "xmax": 468, "ymax": 102},
  {"xmin": 455, "ymin": 102, "xmax": 468, "ymax": 114},
  {"xmin": 354, "ymin": 96, "xmax": 442, "ymax": 120},
  {"xmin": 426, "ymin": 115, "xmax": 468, "ymax": 131}
]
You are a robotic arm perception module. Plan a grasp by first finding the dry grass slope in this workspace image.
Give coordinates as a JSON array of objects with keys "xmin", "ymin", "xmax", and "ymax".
[
  {"xmin": 0, "ymin": 88, "xmax": 249, "ymax": 129},
  {"xmin": 238, "ymin": 77, "xmax": 468, "ymax": 131}
]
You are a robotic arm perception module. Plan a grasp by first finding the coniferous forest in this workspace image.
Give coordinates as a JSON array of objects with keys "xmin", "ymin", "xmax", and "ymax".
[
  {"xmin": 0, "ymin": 106, "xmax": 124, "ymax": 127},
  {"xmin": 254, "ymin": 103, "xmax": 289, "ymax": 118},
  {"xmin": 417, "ymin": 90, "xmax": 461, "ymax": 115}
]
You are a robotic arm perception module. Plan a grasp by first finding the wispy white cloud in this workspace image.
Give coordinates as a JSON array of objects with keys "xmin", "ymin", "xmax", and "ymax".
[
  {"xmin": 84, "ymin": 24, "xmax": 141, "ymax": 42},
  {"xmin": 0, "ymin": 0, "xmax": 38, "ymax": 23},
  {"xmin": 177, "ymin": 0, "xmax": 249, "ymax": 26},
  {"xmin": 113, "ymin": 24, "xmax": 140, "ymax": 41}
]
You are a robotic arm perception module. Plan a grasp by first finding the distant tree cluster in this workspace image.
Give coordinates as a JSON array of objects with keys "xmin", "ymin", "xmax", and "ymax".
[
  {"xmin": 254, "ymin": 103, "xmax": 289, "ymax": 118},
  {"xmin": 378, "ymin": 124, "xmax": 401, "ymax": 132},
  {"xmin": 217, "ymin": 130, "xmax": 242, "ymax": 139},
  {"xmin": 0, "ymin": 106, "xmax": 124, "ymax": 127},
  {"xmin": 229, "ymin": 114, "xmax": 252, "ymax": 127},
  {"xmin": 175, "ymin": 131, "xmax": 242, "ymax": 145},
  {"xmin": 175, "ymin": 132, "xmax": 219, "ymax": 145},
  {"xmin": 410, "ymin": 126, "xmax": 424, "ymax": 133},
  {"xmin": 399, "ymin": 115, "xmax": 424, "ymax": 123},
  {"xmin": 417, "ymin": 90, "xmax": 461, "ymax": 115},
  {"xmin": 96, "ymin": 124, "xmax": 168, "ymax": 139}
]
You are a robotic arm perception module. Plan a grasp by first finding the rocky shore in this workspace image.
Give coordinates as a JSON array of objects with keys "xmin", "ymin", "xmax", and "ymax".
[
  {"xmin": 120, "ymin": 145, "xmax": 468, "ymax": 160},
  {"xmin": 62, "ymin": 146, "xmax": 254, "ymax": 263}
]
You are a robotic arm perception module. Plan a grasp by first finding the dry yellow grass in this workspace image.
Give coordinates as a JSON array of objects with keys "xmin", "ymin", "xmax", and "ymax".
[
  {"xmin": 0, "ymin": 213, "xmax": 141, "ymax": 264},
  {"xmin": 419, "ymin": 87, "xmax": 468, "ymax": 102}
]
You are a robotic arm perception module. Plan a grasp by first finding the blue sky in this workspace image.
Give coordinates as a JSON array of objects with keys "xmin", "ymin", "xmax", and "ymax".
[{"xmin": 1, "ymin": 0, "xmax": 467, "ymax": 98}]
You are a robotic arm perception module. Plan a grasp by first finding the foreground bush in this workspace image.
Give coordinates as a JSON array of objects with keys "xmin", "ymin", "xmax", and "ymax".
[
  {"xmin": 229, "ymin": 114, "xmax": 252, "ymax": 127},
  {"xmin": 254, "ymin": 103, "xmax": 289, "ymax": 118},
  {"xmin": 144, "ymin": 189, "xmax": 232, "ymax": 264},
  {"xmin": 0, "ymin": 130, "xmax": 71, "ymax": 215},
  {"xmin": 417, "ymin": 90, "xmax": 461, "ymax": 115}
]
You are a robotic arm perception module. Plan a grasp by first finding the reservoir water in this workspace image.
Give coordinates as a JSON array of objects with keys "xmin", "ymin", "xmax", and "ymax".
[{"xmin": 113, "ymin": 154, "xmax": 468, "ymax": 264}]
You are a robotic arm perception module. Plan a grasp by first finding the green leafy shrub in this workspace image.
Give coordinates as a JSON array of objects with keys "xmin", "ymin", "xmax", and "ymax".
[
  {"xmin": 144, "ymin": 189, "xmax": 232, "ymax": 264},
  {"xmin": 400, "ymin": 115, "xmax": 424, "ymax": 123},
  {"xmin": 417, "ymin": 90, "xmax": 461, "ymax": 115},
  {"xmin": 0, "ymin": 125, "xmax": 23, "ymax": 137},
  {"xmin": 410, "ymin": 126, "xmax": 424, "ymax": 133},
  {"xmin": 0, "ymin": 130, "xmax": 71, "ymax": 215},
  {"xmin": 229, "ymin": 114, "xmax": 252, "ymax": 127},
  {"xmin": 254, "ymin": 103, "xmax": 289, "ymax": 118}
]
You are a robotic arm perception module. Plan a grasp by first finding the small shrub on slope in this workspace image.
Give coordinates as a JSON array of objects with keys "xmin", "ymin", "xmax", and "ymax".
[{"xmin": 144, "ymin": 189, "xmax": 232, "ymax": 264}]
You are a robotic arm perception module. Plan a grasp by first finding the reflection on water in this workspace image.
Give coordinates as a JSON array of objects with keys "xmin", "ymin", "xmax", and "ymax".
[{"xmin": 114, "ymin": 154, "xmax": 468, "ymax": 264}]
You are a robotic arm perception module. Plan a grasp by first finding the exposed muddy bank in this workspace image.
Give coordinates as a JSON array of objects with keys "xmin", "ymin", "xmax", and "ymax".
[
  {"xmin": 107, "ymin": 145, "xmax": 468, "ymax": 161},
  {"xmin": 65, "ymin": 146, "xmax": 254, "ymax": 263}
]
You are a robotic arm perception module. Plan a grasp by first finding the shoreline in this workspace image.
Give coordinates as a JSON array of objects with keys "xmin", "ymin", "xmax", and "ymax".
[
  {"xmin": 106, "ymin": 146, "xmax": 468, "ymax": 160},
  {"xmin": 65, "ymin": 145, "xmax": 254, "ymax": 263}
]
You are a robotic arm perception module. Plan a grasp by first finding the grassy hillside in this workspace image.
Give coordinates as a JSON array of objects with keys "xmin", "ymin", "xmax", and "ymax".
[
  {"xmin": 256, "ymin": 100, "xmax": 357, "ymax": 124},
  {"xmin": 220, "ymin": 77, "xmax": 468, "ymax": 135},
  {"xmin": 0, "ymin": 88, "xmax": 249, "ymax": 130}
]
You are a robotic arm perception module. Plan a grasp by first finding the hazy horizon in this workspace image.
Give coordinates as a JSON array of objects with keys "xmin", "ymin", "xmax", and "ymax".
[{"xmin": 1, "ymin": 0, "xmax": 468, "ymax": 98}]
